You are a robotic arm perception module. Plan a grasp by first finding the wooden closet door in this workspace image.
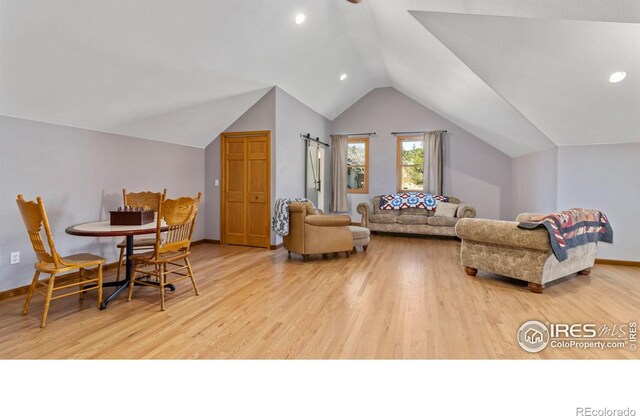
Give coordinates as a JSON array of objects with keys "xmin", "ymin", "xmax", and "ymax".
[
  {"xmin": 221, "ymin": 131, "xmax": 271, "ymax": 248},
  {"xmin": 245, "ymin": 135, "xmax": 270, "ymax": 248},
  {"xmin": 223, "ymin": 137, "xmax": 247, "ymax": 245}
]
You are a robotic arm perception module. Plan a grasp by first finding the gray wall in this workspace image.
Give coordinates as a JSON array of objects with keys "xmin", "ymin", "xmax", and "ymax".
[
  {"xmin": 331, "ymin": 87, "xmax": 513, "ymax": 221},
  {"xmin": 204, "ymin": 87, "xmax": 331, "ymax": 245},
  {"xmin": 511, "ymin": 143, "xmax": 639, "ymax": 261},
  {"xmin": 511, "ymin": 147, "xmax": 558, "ymax": 219},
  {"xmin": 275, "ymin": 87, "xmax": 332, "ymax": 214},
  {"xmin": 557, "ymin": 144, "xmax": 640, "ymax": 261},
  {"xmin": 0, "ymin": 115, "xmax": 205, "ymax": 292},
  {"xmin": 205, "ymin": 88, "xmax": 276, "ymax": 243}
]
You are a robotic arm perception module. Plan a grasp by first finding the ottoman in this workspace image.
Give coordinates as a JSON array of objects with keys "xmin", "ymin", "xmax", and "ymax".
[{"xmin": 349, "ymin": 225, "xmax": 370, "ymax": 252}]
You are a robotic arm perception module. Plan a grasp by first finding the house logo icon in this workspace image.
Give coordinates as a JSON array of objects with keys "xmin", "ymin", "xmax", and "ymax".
[{"xmin": 517, "ymin": 321, "xmax": 550, "ymax": 353}]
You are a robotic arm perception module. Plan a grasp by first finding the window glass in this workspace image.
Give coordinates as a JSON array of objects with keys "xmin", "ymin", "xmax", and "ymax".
[
  {"xmin": 347, "ymin": 138, "xmax": 369, "ymax": 193},
  {"xmin": 398, "ymin": 137, "xmax": 424, "ymax": 191}
]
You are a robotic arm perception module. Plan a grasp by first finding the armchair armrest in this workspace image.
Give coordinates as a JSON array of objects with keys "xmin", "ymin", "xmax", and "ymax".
[
  {"xmin": 455, "ymin": 218, "xmax": 551, "ymax": 252},
  {"xmin": 288, "ymin": 202, "xmax": 306, "ymax": 213},
  {"xmin": 456, "ymin": 204, "xmax": 476, "ymax": 219},
  {"xmin": 289, "ymin": 202, "xmax": 316, "ymax": 215},
  {"xmin": 305, "ymin": 215, "xmax": 351, "ymax": 227},
  {"xmin": 356, "ymin": 201, "xmax": 373, "ymax": 227}
]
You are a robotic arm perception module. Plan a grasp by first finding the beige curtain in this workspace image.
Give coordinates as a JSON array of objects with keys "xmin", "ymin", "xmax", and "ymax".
[
  {"xmin": 330, "ymin": 135, "xmax": 349, "ymax": 212},
  {"xmin": 424, "ymin": 131, "xmax": 443, "ymax": 195}
]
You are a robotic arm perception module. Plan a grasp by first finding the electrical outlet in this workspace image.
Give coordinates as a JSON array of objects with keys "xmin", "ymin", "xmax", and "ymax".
[{"xmin": 10, "ymin": 252, "xmax": 20, "ymax": 265}]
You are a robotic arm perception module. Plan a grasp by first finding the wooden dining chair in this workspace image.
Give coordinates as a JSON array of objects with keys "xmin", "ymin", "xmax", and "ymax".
[
  {"xmin": 128, "ymin": 192, "xmax": 201, "ymax": 311},
  {"xmin": 16, "ymin": 195, "xmax": 105, "ymax": 327},
  {"xmin": 115, "ymin": 188, "xmax": 167, "ymax": 281}
]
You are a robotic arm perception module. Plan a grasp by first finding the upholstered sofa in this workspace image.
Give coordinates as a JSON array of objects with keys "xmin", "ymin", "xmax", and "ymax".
[
  {"xmin": 455, "ymin": 213, "xmax": 597, "ymax": 293},
  {"xmin": 357, "ymin": 196, "xmax": 476, "ymax": 237},
  {"xmin": 284, "ymin": 202, "xmax": 353, "ymax": 261}
]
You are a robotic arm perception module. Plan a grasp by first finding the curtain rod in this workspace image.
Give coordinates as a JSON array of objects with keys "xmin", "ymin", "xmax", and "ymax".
[
  {"xmin": 391, "ymin": 130, "xmax": 447, "ymax": 135},
  {"xmin": 329, "ymin": 132, "xmax": 376, "ymax": 137},
  {"xmin": 301, "ymin": 133, "xmax": 330, "ymax": 147}
]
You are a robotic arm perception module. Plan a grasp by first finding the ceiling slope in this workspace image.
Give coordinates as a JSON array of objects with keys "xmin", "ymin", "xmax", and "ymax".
[
  {"xmin": 397, "ymin": 0, "xmax": 640, "ymax": 24},
  {"xmin": 2, "ymin": 0, "xmax": 639, "ymax": 154},
  {"xmin": 0, "ymin": 0, "xmax": 388, "ymax": 147},
  {"xmin": 369, "ymin": 1, "xmax": 555, "ymax": 157},
  {"xmin": 412, "ymin": 11, "xmax": 640, "ymax": 146},
  {"xmin": 107, "ymin": 88, "xmax": 272, "ymax": 147}
]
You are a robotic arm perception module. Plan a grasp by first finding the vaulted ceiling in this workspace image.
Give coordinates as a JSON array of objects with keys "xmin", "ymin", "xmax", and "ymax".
[{"xmin": 1, "ymin": 0, "xmax": 638, "ymax": 156}]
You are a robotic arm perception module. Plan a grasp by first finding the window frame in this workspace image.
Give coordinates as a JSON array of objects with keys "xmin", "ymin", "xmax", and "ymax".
[
  {"xmin": 346, "ymin": 137, "xmax": 369, "ymax": 194},
  {"xmin": 396, "ymin": 135, "xmax": 425, "ymax": 192}
]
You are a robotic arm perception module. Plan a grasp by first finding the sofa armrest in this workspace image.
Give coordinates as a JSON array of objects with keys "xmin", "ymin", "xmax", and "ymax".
[
  {"xmin": 515, "ymin": 212, "xmax": 546, "ymax": 222},
  {"xmin": 456, "ymin": 204, "xmax": 476, "ymax": 219},
  {"xmin": 305, "ymin": 214, "xmax": 351, "ymax": 227},
  {"xmin": 356, "ymin": 201, "xmax": 373, "ymax": 227},
  {"xmin": 455, "ymin": 218, "xmax": 551, "ymax": 251}
]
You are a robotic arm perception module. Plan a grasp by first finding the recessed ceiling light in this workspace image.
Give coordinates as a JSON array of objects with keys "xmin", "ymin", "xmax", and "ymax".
[
  {"xmin": 339, "ymin": 73, "xmax": 348, "ymax": 81},
  {"xmin": 295, "ymin": 14, "xmax": 306, "ymax": 25},
  {"xmin": 609, "ymin": 71, "xmax": 627, "ymax": 83}
]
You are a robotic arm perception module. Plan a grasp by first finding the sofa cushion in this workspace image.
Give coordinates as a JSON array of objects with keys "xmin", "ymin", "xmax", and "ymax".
[
  {"xmin": 446, "ymin": 196, "xmax": 460, "ymax": 204},
  {"xmin": 370, "ymin": 214, "xmax": 399, "ymax": 224},
  {"xmin": 399, "ymin": 207, "xmax": 433, "ymax": 217},
  {"xmin": 372, "ymin": 196, "xmax": 385, "ymax": 214},
  {"xmin": 398, "ymin": 215, "xmax": 429, "ymax": 225},
  {"xmin": 428, "ymin": 216, "xmax": 458, "ymax": 227},
  {"xmin": 434, "ymin": 202, "xmax": 459, "ymax": 218}
]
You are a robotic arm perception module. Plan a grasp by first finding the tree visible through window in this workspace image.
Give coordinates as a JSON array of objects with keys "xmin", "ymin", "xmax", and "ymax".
[
  {"xmin": 397, "ymin": 136, "xmax": 424, "ymax": 191},
  {"xmin": 347, "ymin": 137, "xmax": 369, "ymax": 193}
]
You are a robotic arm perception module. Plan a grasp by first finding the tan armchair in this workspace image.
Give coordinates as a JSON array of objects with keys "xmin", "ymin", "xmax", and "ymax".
[{"xmin": 283, "ymin": 202, "xmax": 353, "ymax": 261}]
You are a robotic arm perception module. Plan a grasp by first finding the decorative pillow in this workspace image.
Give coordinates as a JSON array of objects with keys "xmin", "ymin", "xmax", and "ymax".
[
  {"xmin": 379, "ymin": 193, "xmax": 448, "ymax": 210},
  {"xmin": 434, "ymin": 202, "xmax": 458, "ymax": 218}
]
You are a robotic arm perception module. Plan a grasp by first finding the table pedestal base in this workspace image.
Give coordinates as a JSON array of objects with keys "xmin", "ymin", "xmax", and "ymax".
[
  {"xmin": 100, "ymin": 235, "xmax": 174, "ymax": 310},
  {"xmin": 99, "ymin": 279, "xmax": 175, "ymax": 310}
]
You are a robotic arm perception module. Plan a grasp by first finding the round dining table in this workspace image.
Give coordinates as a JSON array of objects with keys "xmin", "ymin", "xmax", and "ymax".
[{"xmin": 65, "ymin": 219, "xmax": 171, "ymax": 310}]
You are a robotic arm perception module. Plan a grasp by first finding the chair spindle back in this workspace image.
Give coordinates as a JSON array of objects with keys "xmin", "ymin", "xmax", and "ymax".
[
  {"xmin": 16, "ymin": 195, "xmax": 60, "ymax": 268},
  {"xmin": 123, "ymin": 188, "xmax": 166, "ymax": 211},
  {"xmin": 156, "ymin": 192, "xmax": 201, "ymax": 255}
]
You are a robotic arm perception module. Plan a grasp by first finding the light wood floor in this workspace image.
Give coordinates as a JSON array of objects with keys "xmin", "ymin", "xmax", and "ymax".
[{"xmin": 0, "ymin": 235, "xmax": 638, "ymax": 359}]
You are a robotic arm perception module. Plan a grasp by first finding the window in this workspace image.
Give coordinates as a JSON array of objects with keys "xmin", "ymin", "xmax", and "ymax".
[
  {"xmin": 347, "ymin": 137, "xmax": 369, "ymax": 193},
  {"xmin": 397, "ymin": 136, "xmax": 424, "ymax": 192}
]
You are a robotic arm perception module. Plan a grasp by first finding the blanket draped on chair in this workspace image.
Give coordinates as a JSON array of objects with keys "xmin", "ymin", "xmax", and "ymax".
[
  {"xmin": 517, "ymin": 208, "xmax": 613, "ymax": 261},
  {"xmin": 272, "ymin": 197, "xmax": 317, "ymax": 236}
]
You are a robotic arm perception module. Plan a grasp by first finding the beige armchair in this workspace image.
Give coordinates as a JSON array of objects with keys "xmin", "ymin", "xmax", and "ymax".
[{"xmin": 283, "ymin": 202, "xmax": 353, "ymax": 261}]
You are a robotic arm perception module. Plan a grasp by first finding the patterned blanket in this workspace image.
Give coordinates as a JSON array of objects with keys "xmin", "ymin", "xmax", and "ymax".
[
  {"xmin": 518, "ymin": 208, "xmax": 613, "ymax": 261},
  {"xmin": 272, "ymin": 197, "xmax": 317, "ymax": 236},
  {"xmin": 379, "ymin": 192, "xmax": 448, "ymax": 210}
]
